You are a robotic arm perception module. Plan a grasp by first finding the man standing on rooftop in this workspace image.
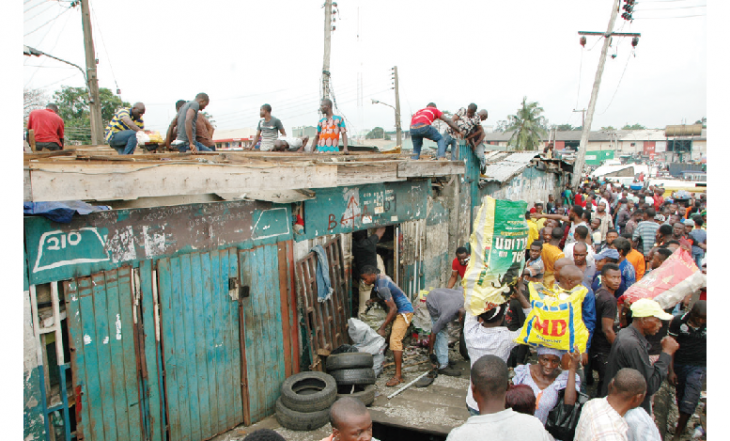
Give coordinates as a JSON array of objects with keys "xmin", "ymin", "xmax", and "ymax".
[
  {"xmin": 409, "ymin": 103, "xmax": 462, "ymax": 161},
  {"xmin": 175, "ymin": 93, "xmax": 212, "ymax": 153},
  {"xmin": 307, "ymin": 98, "xmax": 349, "ymax": 154}
]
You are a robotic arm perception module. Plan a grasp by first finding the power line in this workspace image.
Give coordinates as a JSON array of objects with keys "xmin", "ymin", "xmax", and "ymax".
[
  {"xmin": 598, "ymin": 49, "xmax": 633, "ymax": 115},
  {"xmin": 24, "ymin": 7, "xmax": 75, "ymax": 88},
  {"xmin": 89, "ymin": 1, "xmax": 122, "ymax": 97},
  {"xmin": 24, "ymin": 0, "xmax": 49, "ymax": 13},
  {"xmin": 25, "ymin": 3, "xmax": 55, "ymax": 21},
  {"xmin": 634, "ymin": 14, "xmax": 705, "ymax": 19},
  {"xmin": 24, "ymin": 4, "xmax": 73, "ymax": 37}
]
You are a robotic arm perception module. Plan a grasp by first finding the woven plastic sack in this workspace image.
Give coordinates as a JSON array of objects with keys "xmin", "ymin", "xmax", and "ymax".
[
  {"xmin": 515, "ymin": 282, "xmax": 590, "ymax": 353},
  {"xmin": 462, "ymin": 196, "xmax": 528, "ymax": 316},
  {"xmin": 619, "ymin": 247, "xmax": 706, "ymax": 310}
]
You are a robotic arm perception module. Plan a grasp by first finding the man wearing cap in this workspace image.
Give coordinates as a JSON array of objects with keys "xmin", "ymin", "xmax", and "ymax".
[{"xmin": 600, "ymin": 299, "xmax": 679, "ymax": 413}]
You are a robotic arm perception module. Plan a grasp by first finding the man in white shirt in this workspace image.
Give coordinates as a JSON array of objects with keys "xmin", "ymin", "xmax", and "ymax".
[
  {"xmin": 446, "ymin": 355, "xmax": 552, "ymax": 441},
  {"xmin": 575, "ymin": 368, "xmax": 647, "ymax": 441},
  {"xmin": 273, "ymin": 136, "xmax": 310, "ymax": 152},
  {"xmin": 463, "ymin": 283, "xmax": 531, "ymax": 414}
]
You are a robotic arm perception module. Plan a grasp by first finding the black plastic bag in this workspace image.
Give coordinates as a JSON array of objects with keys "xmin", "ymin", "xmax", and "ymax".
[{"xmin": 545, "ymin": 389, "xmax": 590, "ymax": 441}]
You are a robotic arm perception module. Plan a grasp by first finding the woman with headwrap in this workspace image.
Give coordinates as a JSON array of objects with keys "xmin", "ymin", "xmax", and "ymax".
[{"xmin": 512, "ymin": 346, "xmax": 582, "ymax": 425}]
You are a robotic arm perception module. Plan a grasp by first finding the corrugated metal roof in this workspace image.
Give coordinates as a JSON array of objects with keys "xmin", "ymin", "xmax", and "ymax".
[
  {"xmin": 481, "ymin": 151, "xmax": 541, "ymax": 183},
  {"xmin": 483, "ymin": 129, "xmax": 681, "ymax": 142}
]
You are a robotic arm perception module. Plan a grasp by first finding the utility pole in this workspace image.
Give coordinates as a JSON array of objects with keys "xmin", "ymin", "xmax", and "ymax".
[
  {"xmin": 392, "ymin": 66, "xmax": 402, "ymax": 147},
  {"xmin": 573, "ymin": 108, "xmax": 586, "ymax": 128},
  {"xmin": 80, "ymin": 0, "xmax": 104, "ymax": 145},
  {"xmin": 321, "ymin": 0, "xmax": 334, "ymax": 100}
]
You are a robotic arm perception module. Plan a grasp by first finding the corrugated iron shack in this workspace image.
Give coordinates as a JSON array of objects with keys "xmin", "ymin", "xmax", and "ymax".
[{"xmin": 22, "ymin": 145, "xmax": 571, "ymax": 441}]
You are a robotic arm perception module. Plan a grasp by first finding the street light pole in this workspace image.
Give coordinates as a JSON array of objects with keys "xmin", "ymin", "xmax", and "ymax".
[{"xmin": 372, "ymin": 99, "xmax": 399, "ymax": 143}]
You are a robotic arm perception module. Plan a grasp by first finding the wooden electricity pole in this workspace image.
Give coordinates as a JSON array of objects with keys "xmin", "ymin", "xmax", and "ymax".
[
  {"xmin": 321, "ymin": 0, "xmax": 333, "ymax": 100},
  {"xmin": 393, "ymin": 66, "xmax": 402, "ymax": 147},
  {"xmin": 80, "ymin": 0, "xmax": 104, "ymax": 145},
  {"xmin": 571, "ymin": 0, "xmax": 621, "ymax": 187},
  {"xmin": 573, "ymin": 108, "xmax": 587, "ymax": 128}
]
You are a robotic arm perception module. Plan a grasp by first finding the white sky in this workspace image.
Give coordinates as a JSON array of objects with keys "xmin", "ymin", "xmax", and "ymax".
[{"xmin": 21, "ymin": 0, "xmax": 707, "ymax": 137}]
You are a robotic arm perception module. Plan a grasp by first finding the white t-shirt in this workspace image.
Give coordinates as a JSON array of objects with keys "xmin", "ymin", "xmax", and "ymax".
[{"xmin": 280, "ymin": 136, "xmax": 305, "ymax": 151}]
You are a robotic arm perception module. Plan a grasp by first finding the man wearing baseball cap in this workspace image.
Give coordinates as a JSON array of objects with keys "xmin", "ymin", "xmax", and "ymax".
[{"xmin": 600, "ymin": 299, "xmax": 679, "ymax": 413}]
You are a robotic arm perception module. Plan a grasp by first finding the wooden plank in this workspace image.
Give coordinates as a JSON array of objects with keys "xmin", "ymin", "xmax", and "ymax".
[
  {"xmin": 228, "ymin": 248, "xmax": 244, "ymax": 426},
  {"xmin": 253, "ymin": 246, "xmax": 274, "ymax": 419},
  {"xmin": 170, "ymin": 256, "xmax": 191, "ymax": 441},
  {"xmin": 266, "ymin": 245, "xmax": 286, "ymax": 414},
  {"xmin": 65, "ymin": 280, "xmax": 92, "ymax": 441},
  {"xmin": 335, "ymin": 163, "xmax": 405, "ymax": 186},
  {"xmin": 103, "ymin": 269, "xmax": 132, "ymax": 441},
  {"xmin": 219, "ymin": 250, "xmax": 236, "ymax": 430},
  {"xmin": 156, "ymin": 258, "xmax": 180, "ymax": 441},
  {"xmin": 23, "ymin": 169, "xmax": 32, "ymax": 202},
  {"xmin": 190, "ymin": 253, "xmax": 212, "ymax": 439},
  {"xmin": 139, "ymin": 261, "xmax": 163, "ymax": 441},
  {"xmin": 237, "ymin": 286, "xmax": 251, "ymax": 427},
  {"xmin": 180, "ymin": 254, "xmax": 202, "ymax": 440},
  {"xmin": 27, "ymin": 161, "xmax": 340, "ymax": 202},
  {"xmin": 286, "ymin": 241, "xmax": 301, "ymax": 374},
  {"xmin": 239, "ymin": 249, "xmax": 258, "ymax": 424},
  {"xmin": 200, "ymin": 253, "xmax": 220, "ymax": 436},
  {"xmin": 121, "ymin": 268, "xmax": 145, "ymax": 440},
  {"xmin": 91, "ymin": 272, "xmax": 118, "ymax": 439},
  {"xmin": 277, "ymin": 244, "xmax": 293, "ymax": 379},
  {"xmin": 241, "ymin": 248, "xmax": 266, "ymax": 423},
  {"xmin": 78, "ymin": 277, "xmax": 105, "ymax": 441},
  {"xmin": 210, "ymin": 250, "xmax": 231, "ymax": 430},
  {"xmin": 396, "ymin": 161, "xmax": 466, "ymax": 178}
]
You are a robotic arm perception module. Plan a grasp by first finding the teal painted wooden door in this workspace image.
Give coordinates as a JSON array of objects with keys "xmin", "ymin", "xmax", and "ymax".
[
  {"xmin": 157, "ymin": 249, "xmax": 244, "ymax": 441},
  {"xmin": 65, "ymin": 266, "xmax": 150, "ymax": 441},
  {"xmin": 238, "ymin": 244, "xmax": 290, "ymax": 424}
]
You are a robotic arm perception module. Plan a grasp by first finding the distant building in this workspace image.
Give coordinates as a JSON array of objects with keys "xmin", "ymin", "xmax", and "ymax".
[
  {"xmin": 293, "ymin": 126, "xmax": 318, "ymax": 138},
  {"xmin": 482, "ymin": 129, "xmax": 706, "ymax": 164},
  {"xmin": 213, "ymin": 128, "xmax": 257, "ymax": 150}
]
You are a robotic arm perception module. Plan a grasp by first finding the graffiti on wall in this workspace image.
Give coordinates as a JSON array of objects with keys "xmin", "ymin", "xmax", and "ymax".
[{"xmin": 25, "ymin": 200, "xmax": 291, "ymax": 284}]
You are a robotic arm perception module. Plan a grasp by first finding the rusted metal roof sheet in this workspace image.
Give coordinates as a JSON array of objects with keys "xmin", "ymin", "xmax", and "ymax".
[{"xmin": 481, "ymin": 151, "xmax": 541, "ymax": 183}]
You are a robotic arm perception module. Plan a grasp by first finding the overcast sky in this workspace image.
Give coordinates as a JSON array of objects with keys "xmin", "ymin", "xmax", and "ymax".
[{"xmin": 22, "ymin": 0, "xmax": 707, "ymax": 137}]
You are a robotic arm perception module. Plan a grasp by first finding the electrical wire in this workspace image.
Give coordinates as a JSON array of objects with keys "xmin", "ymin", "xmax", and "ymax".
[
  {"xmin": 24, "ymin": 0, "xmax": 49, "ymax": 13},
  {"xmin": 25, "ymin": 3, "xmax": 55, "ymax": 21},
  {"xmin": 574, "ymin": 46, "xmax": 584, "ymax": 109},
  {"xmin": 24, "ymin": 6, "xmax": 75, "ymax": 88},
  {"xmin": 634, "ymin": 14, "xmax": 705, "ymax": 19},
  {"xmin": 89, "ymin": 2, "xmax": 121, "ymax": 98},
  {"xmin": 598, "ymin": 49, "xmax": 634, "ymax": 115},
  {"xmin": 24, "ymin": 4, "xmax": 73, "ymax": 37}
]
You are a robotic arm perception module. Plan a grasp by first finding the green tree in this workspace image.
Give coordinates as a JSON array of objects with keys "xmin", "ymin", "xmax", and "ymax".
[
  {"xmin": 621, "ymin": 123, "xmax": 646, "ymax": 130},
  {"xmin": 694, "ymin": 117, "xmax": 706, "ymax": 128},
  {"xmin": 601, "ymin": 126, "xmax": 616, "ymax": 131},
  {"xmin": 202, "ymin": 111, "xmax": 216, "ymax": 128},
  {"xmin": 555, "ymin": 124, "xmax": 575, "ymax": 131},
  {"xmin": 52, "ymin": 85, "xmax": 130, "ymax": 143},
  {"xmin": 366, "ymin": 127, "xmax": 390, "ymax": 140},
  {"xmin": 505, "ymin": 97, "xmax": 547, "ymax": 151}
]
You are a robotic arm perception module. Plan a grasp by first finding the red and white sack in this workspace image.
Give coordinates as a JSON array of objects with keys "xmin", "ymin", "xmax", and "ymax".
[{"xmin": 618, "ymin": 247, "xmax": 706, "ymax": 309}]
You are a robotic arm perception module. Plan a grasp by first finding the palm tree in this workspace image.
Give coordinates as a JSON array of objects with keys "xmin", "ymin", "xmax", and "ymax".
[{"xmin": 505, "ymin": 97, "xmax": 547, "ymax": 151}]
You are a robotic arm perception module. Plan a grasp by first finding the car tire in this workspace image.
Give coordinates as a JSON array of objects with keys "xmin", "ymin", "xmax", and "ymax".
[
  {"xmin": 275, "ymin": 398, "xmax": 330, "ymax": 432},
  {"xmin": 329, "ymin": 368, "xmax": 376, "ymax": 386},
  {"xmin": 336, "ymin": 384, "xmax": 376, "ymax": 407},
  {"xmin": 326, "ymin": 352, "xmax": 374, "ymax": 371},
  {"xmin": 280, "ymin": 371, "xmax": 337, "ymax": 413}
]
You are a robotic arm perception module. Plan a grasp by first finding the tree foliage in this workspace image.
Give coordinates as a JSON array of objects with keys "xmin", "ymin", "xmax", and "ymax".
[
  {"xmin": 505, "ymin": 97, "xmax": 547, "ymax": 151},
  {"xmin": 601, "ymin": 126, "xmax": 617, "ymax": 131},
  {"xmin": 366, "ymin": 127, "xmax": 390, "ymax": 140},
  {"xmin": 201, "ymin": 111, "xmax": 216, "ymax": 128},
  {"xmin": 555, "ymin": 124, "xmax": 575, "ymax": 131},
  {"xmin": 24, "ymin": 88, "xmax": 48, "ymax": 124},
  {"xmin": 51, "ymin": 85, "xmax": 130, "ymax": 143},
  {"xmin": 621, "ymin": 123, "xmax": 646, "ymax": 130},
  {"xmin": 493, "ymin": 120, "xmax": 509, "ymax": 132},
  {"xmin": 694, "ymin": 117, "xmax": 706, "ymax": 128}
]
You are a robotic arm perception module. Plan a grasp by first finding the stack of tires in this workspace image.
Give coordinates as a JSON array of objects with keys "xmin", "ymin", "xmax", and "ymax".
[
  {"xmin": 326, "ymin": 352, "xmax": 377, "ymax": 406},
  {"xmin": 275, "ymin": 371, "xmax": 337, "ymax": 431}
]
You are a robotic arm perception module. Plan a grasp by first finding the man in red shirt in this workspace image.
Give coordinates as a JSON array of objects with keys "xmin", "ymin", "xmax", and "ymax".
[
  {"xmin": 652, "ymin": 189, "xmax": 665, "ymax": 212},
  {"xmin": 409, "ymin": 103, "xmax": 461, "ymax": 160},
  {"xmin": 446, "ymin": 247, "xmax": 469, "ymax": 289},
  {"xmin": 27, "ymin": 104, "xmax": 64, "ymax": 151}
]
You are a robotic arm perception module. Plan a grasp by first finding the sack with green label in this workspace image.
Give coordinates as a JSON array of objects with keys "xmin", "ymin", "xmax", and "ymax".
[{"xmin": 462, "ymin": 196, "xmax": 529, "ymax": 316}]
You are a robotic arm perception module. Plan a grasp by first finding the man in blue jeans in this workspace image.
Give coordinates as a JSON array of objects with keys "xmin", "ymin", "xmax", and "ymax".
[
  {"xmin": 174, "ymin": 93, "xmax": 213, "ymax": 153},
  {"xmin": 426, "ymin": 288, "xmax": 465, "ymax": 376},
  {"xmin": 105, "ymin": 102, "xmax": 146, "ymax": 155},
  {"xmin": 442, "ymin": 106, "xmax": 488, "ymax": 165},
  {"xmin": 409, "ymin": 103, "xmax": 461, "ymax": 160}
]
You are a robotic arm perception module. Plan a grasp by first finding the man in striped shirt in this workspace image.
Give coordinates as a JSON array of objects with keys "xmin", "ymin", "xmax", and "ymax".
[
  {"xmin": 409, "ymin": 103, "xmax": 462, "ymax": 160},
  {"xmin": 632, "ymin": 208, "xmax": 660, "ymax": 256},
  {"xmin": 105, "ymin": 103, "xmax": 145, "ymax": 155}
]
